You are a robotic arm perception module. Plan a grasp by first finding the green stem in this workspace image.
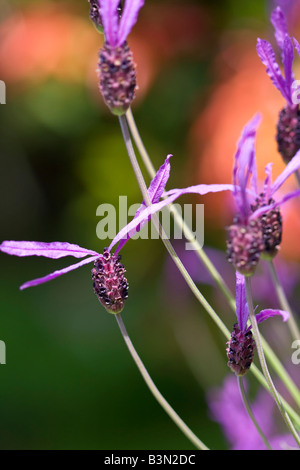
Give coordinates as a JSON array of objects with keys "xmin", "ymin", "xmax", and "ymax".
[
  {"xmin": 237, "ymin": 376, "xmax": 272, "ymax": 450},
  {"xmin": 125, "ymin": 108, "xmax": 236, "ymax": 311},
  {"xmin": 245, "ymin": 277, "xmax": 300, "ymax": 447},
  {"xmin": 267, "ymin": 259, "xmax": 300, "ymax": 341},
  {"xmin": 125, "ymin": 107, "xmax": 300, "ymax": 411},
  {"xmin": 118, "ymin": 114, "xmax": 300, "ymax": 429},
  {"xmin": 115, "ymin": 314, "xmax": 209, "ymax": 450}
]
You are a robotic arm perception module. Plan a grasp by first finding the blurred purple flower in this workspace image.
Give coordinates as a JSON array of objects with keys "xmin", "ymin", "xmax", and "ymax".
[
  {"xmin": 208, "ymin": 375, "xmax": 296, "ymax": 450},
  {"xmin": 257, "ymin": 6, "xmax": 300, "ymax": 162}
]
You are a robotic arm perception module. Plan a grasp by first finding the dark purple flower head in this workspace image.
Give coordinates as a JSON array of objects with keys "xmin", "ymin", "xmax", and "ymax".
[
  {"xmin": 226, "ymin": 114, "xmax": 300, "ymax": 274},
  {"xmin": 257, "ymin": 7, "xmax": 300, "ymax": 162},
  {"xmin": 97, "ymin": 0, "xmax": 145, "ymax": 115},
  {"xmin": 226, "ymin": 272, "xmax": 288, "ymax": 376}
]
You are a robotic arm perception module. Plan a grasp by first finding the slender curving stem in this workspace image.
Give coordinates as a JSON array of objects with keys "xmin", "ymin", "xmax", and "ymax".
[
  {"xmin": 245, "ymin": 277, "xmax": 300, "ymax": 447},
  {"xmin": 237, "ymin": 376, "xmax": 272, "ymax": 450},
  {"xmin": 267, "ymin": 259, "xmax": 300, "ymax": 341},
  {"xmin": 115, "ymin": 314, "xmax": 209, "ymax": 450}
]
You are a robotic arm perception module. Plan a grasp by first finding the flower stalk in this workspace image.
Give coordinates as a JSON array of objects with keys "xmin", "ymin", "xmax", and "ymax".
[
  {"xmin": 237, "ymin": 376, "xmax": 273, "ymax": 450},
  {"xmin": 244, "ymin": 276, "xmax": 300, "ymax": 447},
  {"xmin": 115, "ymin": 313, "xmax": 209, "ymax": 450},
  {"xmin": 267, "ymin": 259, "xmax": 300, "ymax": 341}
]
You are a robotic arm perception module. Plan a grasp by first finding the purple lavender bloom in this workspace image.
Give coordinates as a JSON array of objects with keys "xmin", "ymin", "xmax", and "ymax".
[
  {"xmin": 208, "ymin": 374, "xmax": 296, "ymax": 450},
  {"xmin": 226, "ymin": 271, "xmax": 288, "ymax": 376},
  {"xmin": 226, "ymin": 114, "xmax": 300, "ymax": 275},
  {"xmin": 97, "ymin": 0, "xmax": 145, "ymax": 115},
  {"xmin": 257, "ymin": 6, "xmax": 300, "ymax": 162}
]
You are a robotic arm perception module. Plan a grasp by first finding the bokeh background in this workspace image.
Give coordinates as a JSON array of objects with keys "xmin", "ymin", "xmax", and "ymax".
[{"xmin": 0, "ymin": 0, "xmax": 299, "ymax": 450}]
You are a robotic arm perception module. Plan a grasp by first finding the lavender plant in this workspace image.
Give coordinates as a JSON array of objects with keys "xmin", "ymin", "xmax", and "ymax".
[
  {"xmin": 257, "ymin": 6, "xmax": 300, "ymax": 163},
  {"xmin": 0, "ymin": 0, "xmax": 299, "ymax": 450}
]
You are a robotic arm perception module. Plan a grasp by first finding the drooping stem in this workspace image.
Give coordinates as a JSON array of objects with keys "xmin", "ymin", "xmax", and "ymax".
[
  {"xmin": 115, "ymin": 314, "xmax": 209, "ymax": 450},
  {"xmin": 125, "ymin": 108, "xmax": 300, "ymax": 411},
  {"xmin": 245, "ymin": 276, "xmax": 300, "ymax": 447},
  {"xmin": 267, "ymin": 259, "xmax": 300, "ymax": 341},
  {"xmin": 119, "ymin": 114, "xmax": 300, "ymax": 428},
  {"xmin": 237, "ymin": 376, "xmax": 272, "ymax": 450}
]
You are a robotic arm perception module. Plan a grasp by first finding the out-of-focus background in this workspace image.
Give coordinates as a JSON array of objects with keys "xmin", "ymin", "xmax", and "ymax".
[{"xmin": 0, "ymin": 0, "xmax": 299, "ymax": 450}]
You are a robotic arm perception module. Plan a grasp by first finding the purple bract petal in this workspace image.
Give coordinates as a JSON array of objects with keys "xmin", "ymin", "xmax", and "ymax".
[
  {"xmin": 20, "ymin": 255, "xmax": 99, "ymax": 290},
  {"xmin": 235, "ymin": 272, "xmax": 248, "ymax": 332},
  {"xmin": 282, "ymin": 35, "xmax": 294, "ymax": 97},
  {"xmin": 148, "ymin": 154, "xmax": 172, "ymax": 204},
  {"xmin": 246, "ymin": 308, "xmax": 289, "ymax": 332},
  {"xmin": 232, "ymin": 114, "xmax": 260, "ymax": 220},
  {"xmin": 263, "ymin": 162, "xmax": 273, "ymax": 202},
  {"xmin": 294, "ymin": 37, "xmax": 300, "ymax": 57},
  {"xmin": 271, "ymin": 149, "xmax": 300, "ymax": 195},
  {"xmin": 99, "ymin": 0, "xmax": 120, "ymax": 47},
  {"xmin": 250, "ymin": 187, "xmax": 300, "ymax": 220},
  {"xmin": 117, "ymin": 0, "xmax": 145, "ymax": 46},
  {"xmin": 256, "ymin": 308, "xmax": 289, "ymax": 324},
  {"xmin": 0, "ymin": 241, "xmax": 99, "ymax": 259},
  {"xmin": 271, "ymin": 7, "xmax": 288, "ymax": 50},
  {"xmin": 257, "ymin": 38, "xmax": 292, "ymax": 106}
]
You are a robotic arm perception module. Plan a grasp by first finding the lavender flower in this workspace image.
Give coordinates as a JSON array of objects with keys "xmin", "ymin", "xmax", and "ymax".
[
  {"xmin": 227, "ymin": 272, "xmax": 288, "ymax": 376},
  {"xmin": 97, "ymin": 0, "xmax": 144, "ymax": 115},
  {"xmin": 257, "ymin": 7, "xmax": 300, "ymax": 162},
  {"xmin": 0, "ymin": 155, "xmax": 236, "ymax": 310},
  {"xmin": 208, "ymin": 375, "xmax": 296, "ymax": 450},
  {"xmin": 226, "ymin": 114, "xmax": 300, "ymax": 275}
]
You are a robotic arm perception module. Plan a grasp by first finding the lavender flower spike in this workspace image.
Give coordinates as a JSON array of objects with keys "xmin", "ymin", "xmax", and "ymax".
[
  {"xmin": 257, "ymin": 7, "xmax": 300, "ymax": 162},
  {"xmin": 0, "ymin": 240, "xmax": 129, "ymax": 314},
  {"xmin": 226, "ymin": 272, "xmax": 288, "ymax": 376},
  {"xmin": 226, "ymin": 114, "xmax": 300, "ymax": 275},
  {"xmin": 97, "ymin": 0, "xmax": 145, "ymax": 115}
]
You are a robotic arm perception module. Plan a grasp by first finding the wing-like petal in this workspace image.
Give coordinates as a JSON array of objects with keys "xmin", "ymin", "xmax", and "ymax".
[
  {"xmin": 257, "ymin": 38, "xmax": 292, "ymax": 105},
  {"xmin": 20, "ymin": 255, "xmax": 99, "ymax": 290},
  {"xmin": 0, "ymin": 241, "xmax": 99, "ymax": 259},
  {"xmin": 232, "ymin": 114, "xmax": 260, "ymax": 220},
  {"xmin": 282, "ymin": 35, "xmax": 294, "ymax": 99},
  {"xmin": 99, "ymin": 0, "xmax": 120, "ymax": 46},
  {"xmin": 246, "ymin": 308, "xmax": 289, "ymax": 332},
  {"xmin": 271, "ymin": 149, "xmax": 300, "ymax": 195},
  {"xmin": 235, "ymin": 272, "xmax": 248, "ymax": 332},
  {"xmin": 117, "ymin": 0, "xmax": 145, "ymax": 46},
  {"xmin": 271, "ymin": 7, "xmax": 288, "ymax": 50}
]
